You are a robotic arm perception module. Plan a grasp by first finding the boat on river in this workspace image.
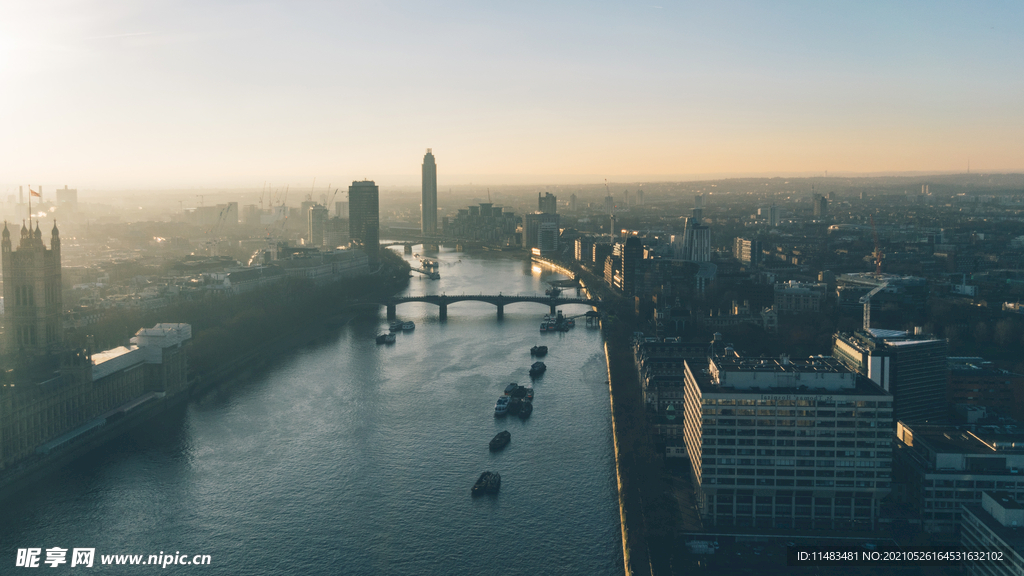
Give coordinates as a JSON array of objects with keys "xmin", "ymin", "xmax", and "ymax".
[
  {"xmin": 529, "ymin": 362, "xmax": 546, "ymax": 377},
  {"xmin": 518, "ymin": 401, "xmax": 533, "ymax": 419},
  {"xmin": 471, "ymin": 471, "xmax": 501, "ymax": 496},
  {"xmin": 402, "ymin": 321, "xmax": 415, "ymax": 331},
  {"xmin": 389, "ymin": 321, "xmax": 403, "ymax": 332},
  {"xmin": 530, "ymin": 345, "xmax": 548, "ymax": 356},
  {"xmin": 494, "ymin": 396, "xmax": 509, "ymax": 416},
  {"xmin": 489, "ymin": 431, "xmax": 511, "ymax": 451}
]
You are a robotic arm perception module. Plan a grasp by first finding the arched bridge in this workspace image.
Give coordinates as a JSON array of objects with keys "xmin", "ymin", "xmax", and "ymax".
[{"xmin": 385, "ymin": 293, "xmax": 602, "ymax": 320}]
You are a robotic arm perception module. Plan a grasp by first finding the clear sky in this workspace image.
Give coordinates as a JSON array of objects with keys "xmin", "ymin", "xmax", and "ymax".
[{"xmin": 1, "ymin": 0, "xmax": 1021, "ymax": 188}]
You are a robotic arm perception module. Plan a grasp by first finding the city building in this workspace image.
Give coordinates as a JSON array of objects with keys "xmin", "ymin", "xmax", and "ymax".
[
  {"xmin": 569, "ymin": 193, "xmax": 577, "ymax": 212},
  {"xmin": 683, "ymin": 355, "xmax": 893, "ymax": 530},
  {"xmin": 55, "ymin": 186, "xmax": 77, "ymax": 212},
  {"xmin": 539, "ymin": 192, "xmax": 557, "ymax": 214},
  {"xmin": 774, "ymin": 281, "xmax": 828, "ymax": 313},
  {"xmin": 421, "ymin": 149, "xmax": 437, "ymax": 235},
  {"xmin": 961, "ymin": 492, "xmax": 1024, "ymax": 576},
  {"xmin": 0, "ymin": 323, "xmax": 191, "ymax": 470},
  {"xmin": 833, "ymin": 330, "xmax": 948, "ymax": 424},
  {"xmin": 307, "ymin": 204, "xmax": 329, "ymax": 248},
  {"xmin": 688, "ymin": 224, "xmax": 711, "ymax": 262},
  {"xmin": 522, "ymin": 213, "xmax": 560, "ymax": 252},
  {"xmin": 348, "ymin": 180, "xmax": 379, "ymax": 260},
  {"xmin": 769, "ymin": 204, "xmax": 779, "ymax": 227},
  {"xmin": 813, "ymin": 194, "xmax": 828, "ymax": 220},
  {"xmin": 896, "ymin": 421, "xmax": 1024, "ymax": 533},
  {"xmin": 948, "ymin": 358, "xmax": 1024, "ymax": 420},
  {"xmin": 443, "ymin": 203, "xmax": 517, "ymax": 246},
  {"xmin": 2, "ymin": 220, "xmax": 62, "ymax": 358},
  {"xmin": 733, "ymin": 237, "xmax": 763, "ymax": 266},
  {"xmin": 604, "ymin": 193, "xmax": 614, "ymax": 212}
]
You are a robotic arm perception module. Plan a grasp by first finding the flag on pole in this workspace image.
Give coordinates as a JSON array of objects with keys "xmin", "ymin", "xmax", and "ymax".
[{"xmin": 29, "ymin": 189, "xmax": 41, "ymax": 198}]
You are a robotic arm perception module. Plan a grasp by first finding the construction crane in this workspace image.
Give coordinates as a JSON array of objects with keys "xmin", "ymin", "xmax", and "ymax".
[{"xmin": 860, "ymin": 282, "xmax": 888, "ymax": 331}]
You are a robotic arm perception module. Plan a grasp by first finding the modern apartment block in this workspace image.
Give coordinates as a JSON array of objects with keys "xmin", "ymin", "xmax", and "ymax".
[
  {"xmin": 683, "ymin": 355, "xmax": 893, "ymax": 530},
  {"xmin": 961, "ymin": 492, "xmax": 1024, "ymax": 576}
]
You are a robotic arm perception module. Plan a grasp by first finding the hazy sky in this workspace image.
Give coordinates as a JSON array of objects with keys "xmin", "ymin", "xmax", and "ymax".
[{"xmin": 1, "ymin": 0, "xmax": 1021, "ymax": 188}]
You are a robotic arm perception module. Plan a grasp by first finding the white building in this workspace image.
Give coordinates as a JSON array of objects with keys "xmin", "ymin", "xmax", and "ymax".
[{"xmin": 683, "ymin": 355, "xmax": 893, "ymax": 530}]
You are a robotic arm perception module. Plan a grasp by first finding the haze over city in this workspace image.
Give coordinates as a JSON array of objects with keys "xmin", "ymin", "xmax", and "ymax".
[{"xmin": 2, "ymin": 0, "xmax": 1022, "ymax": 188}]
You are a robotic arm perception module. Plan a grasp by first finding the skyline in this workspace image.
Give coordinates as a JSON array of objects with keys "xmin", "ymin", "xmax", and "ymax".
[{"xmin": 1, "ymin": 1, "xmax": 1022, "ymax": 188}]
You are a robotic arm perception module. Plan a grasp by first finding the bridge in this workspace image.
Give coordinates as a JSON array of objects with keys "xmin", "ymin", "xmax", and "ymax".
[{"xmin": 385, "ymin": 293, "xmax": 602, "ymax": 321}]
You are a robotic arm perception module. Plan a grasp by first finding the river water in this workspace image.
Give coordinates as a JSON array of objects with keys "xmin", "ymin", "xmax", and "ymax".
[{"xmin": 1, "ymin": 248, "xmax": 621, "ymax": 575}]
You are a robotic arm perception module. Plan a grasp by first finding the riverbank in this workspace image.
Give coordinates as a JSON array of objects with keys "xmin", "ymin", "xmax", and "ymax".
[
  {"xmin": 533, "ymin": 255, "xmax": 685, "ymax": 576},
  {"xmin": 0, "ymin": 257, "xmax": 410, "ymax": 503}
]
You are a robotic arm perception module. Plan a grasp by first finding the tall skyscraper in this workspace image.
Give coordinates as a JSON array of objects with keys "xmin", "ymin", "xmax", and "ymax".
[
  {"xmin": 348, "ymin": 181, "xmax": 379, "ymax": 260},
  {"xmin": 769, "ymin": 203, "xmax": 779, "ymax": 227},
  {"xmin": 538, "ymin": 192, "xmax": 557, "ymax": 214},
  {"xmin": 421, "ymin": 149, "xmax": 437, "ymax": 235},
  {"xmin": 813, "ymin": 194, "xmax": 828, "ymax": 220},
  {"xmin": 523, "ymin": 213, "xmax": 560, "ymax": 251},
  {"xmin": 2, "ymin": 220, "xmax": 62, "ymax": 358},
  {"xmin": 569, "ymin": 193, "xmax": 577, "ymax": 212},
  {"xmin": 307, "ymin": 204, "xmax": 329, "ymax": 247},
  {"xmin": 636, "ymin": 189, "xmax": 644, "ymax": 206}
]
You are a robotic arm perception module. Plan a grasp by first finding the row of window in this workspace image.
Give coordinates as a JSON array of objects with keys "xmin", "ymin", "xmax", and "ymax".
[
  {"xmin": 703, "ymin": 448, "xmax": 890, "ymax": 457},
  {"xmin": 703, "ymin": 468, "xmax": 890, "ymax": 477},
  {"xmin": 709, "ymin": 505, "xmax": 874, "ymax": 517},
  {"xmin": 925, "ymin": 479, "xmax": 1024, "ymax": 489},
  {"xmin": 715, "ymin": 495, "xmax": 873, "ymax": 505},
  {"xmin": 701, "ymin": 438, "xmax": 891, "ymax": 448},
  {"xmin": 702, "ymin": 419, "xmax": 886, "ymax": 428},
  {"xmin": 701, "ymin": 408, "xmax": 892, "ymax": 419},
  {"xmin": 703, "ymin": 459, "xmax": 889, "ymax": 468},
  {"xmin": 704, "ymin": 478, "xmax": 887, "ymax": 488},
  {"xmin": 700, "ymin": 399, "xmax": 891, "ymax": 408},
  {"xmin": 701, "ymin": 428, "xmax": 888, "ymax": 438}
]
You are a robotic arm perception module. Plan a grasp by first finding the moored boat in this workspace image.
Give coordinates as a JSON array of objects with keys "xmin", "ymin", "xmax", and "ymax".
[
  {"xmin": 504, "ymin": 383, "xmax": 518, "ymax": 395},
  {"xmin": 385, "ymin": 333, "xmax": 396, "ymax": 344},
  {"xmin": 518, "ymin": 401, "xmax": 533, "ymax": 419},
  {"xmin": 389, "ymin": 321, "xmax": 403, "ymax": 332},
  {"xmin": 375, "ymin": 334, "xmax": 388, "ymax": 344},
  {"xmin": 489, "ymin": 430, "xmax": 511, "ymax": 451},
  {"xmin": 507, "ymin": 397, "xmax": 523, "ymax": 415},
  {"xmin": 539, "ymin": 323, "xmax": 548, "ymax": 333},
  {"xmin": 523, "ymin": 386, "xmax": 534, "ymax": 401},
  {"xmin": 402, "ymin": 321, "xmax": 415, "ymax": 331},
  {"xmin": 494, "ymin": 396, "xmax": 510, "ymax": 416},
  {"xmin": 530, "ymin": 345, "xmax": 548, "ymax": 356},
  {"xmin": 529, "ymin": 361, "xmax": 546, "ymax": 377},
  {"xmin": 471, "ymin": 471, "xmax": 501, "ymax": 496}
]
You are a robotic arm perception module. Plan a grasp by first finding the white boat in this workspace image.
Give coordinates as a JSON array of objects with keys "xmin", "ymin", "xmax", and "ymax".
[
  {"xmin": 402, "ymin": 321, "xmax": 415, "ymax": 331},
  {"xmin": 494, "ymin": 396, "xmax": 510, "ymax": 416}
]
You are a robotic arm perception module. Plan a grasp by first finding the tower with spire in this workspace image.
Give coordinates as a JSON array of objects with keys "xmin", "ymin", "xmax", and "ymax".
[{"xmin": 2, "ymin": 220, "xmax": 63, "ymax": 359}]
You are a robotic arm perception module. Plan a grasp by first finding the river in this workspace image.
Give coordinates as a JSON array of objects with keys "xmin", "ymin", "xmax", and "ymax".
[{"xmin": 1, "ymin": 248, "xmax": 621, "ymax": 575}]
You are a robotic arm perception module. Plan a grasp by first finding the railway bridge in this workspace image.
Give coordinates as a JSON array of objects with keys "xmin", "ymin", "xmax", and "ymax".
[{"xmin": 384, "ymin": 293, "xmax": 602, "ymax": 321}]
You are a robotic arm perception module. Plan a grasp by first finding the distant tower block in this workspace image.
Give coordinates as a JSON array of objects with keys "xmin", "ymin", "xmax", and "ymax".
[{"xmin": 421, "ymin": 149, "xmax": 438, "ymax": 236}]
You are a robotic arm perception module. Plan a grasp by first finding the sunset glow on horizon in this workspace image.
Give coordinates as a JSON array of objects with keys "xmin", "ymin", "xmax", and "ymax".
[{"xmin": 1, "ymin": 1, "xmax": 1021, "ymax": 188}]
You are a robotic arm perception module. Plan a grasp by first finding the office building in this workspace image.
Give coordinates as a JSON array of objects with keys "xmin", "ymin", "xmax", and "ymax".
[
  {"xmin": 962, "ymin": 492, "xmax": 1024, "ymax": 576},
  {"xmin": 348, "ymin": 181, "xmax": 379, "ymax": 260},
  {"xmin": 833, "ymin": 330, "xmax": 948, "ymax": 424},
  {"xmin": 620, "ymin": 237, "xmax": 644, "ymax": 296},
  {"xmin": 2, "ymin": 220, "xmax": 62, "ymax": 358},
  {"xmin": 522, "ymin": 213, "xmax": 560, "ymax": 252},
  {"xmin": 774, "ymin": 281, "xmax": 827, "ymax": 313},
  {"xmin": 813, "ymin": 194, "xmax": 828, "ymax": 220},
  {"xmin": 733, "ymin": 237, "xmax": 763, "ymax": 266},
  {"xmin": 421, "ymin": 149, "xmax": 437, "ymax": 235},
  {"xmin": 604, "ymin": 193, "xmax": 614, "ymax": 212},
  {"xmin": 896, "ymin": 421, "xmax": 1024, "ymax": 533},
  {"xmin": 948, "ymin": 358, "xmax": 1024, "ymax": 419},
  {"xmin": 637, "ymin": 189, "xmax": 644, "ymax": 206},
  {"xmin": 307, "ymin": 204, "xmax": 329, "ymax": 248},
  {"xmin": 569, "ymin": 193, "xmax": 577, "ymax": 212},
  {"xmin": 769, "ymin": 204, "xmax": 779, "ymax": 227},
  {"xmin": 539, "ymin": 192, "xmax": 557, "ymax": 214},
  {"xmin": 335, "ymin": 201, "xmax": 348, "ymax": 219},
  {"xmin": 683, "ymin": 355, "xmax": 893, "ymax": 530},
  {"xmin": 688, "ymin": 225, "xmax": 711, "ymax": 262}
]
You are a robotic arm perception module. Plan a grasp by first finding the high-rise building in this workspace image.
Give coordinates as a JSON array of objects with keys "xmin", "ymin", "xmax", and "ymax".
[
  {"xmin": 335, "ymin": 201, "xmax": 348, "ymax": 219},
  {"xmin": 683, "ymin": 355, "xmax": 893, "ymax": 530},
  {"xmin": 569, "ymin": 193, "xmax": 577, "ymax": 212},
  {"xmin": 620, "ymin": 237, "xmax": 644, "ymax": 296},
  {"xmin": 695, "ymin": 194, "xmax": 704, "ymax": 209},
  {"xmin": 688, "ymin": 225, "xmax": 711, "ymax": 262},
  {"xmin": 604, "ymin": 193, "xmax": 614, "ymax": 212},
  {"xmin": 624, "ymin": 190, "xmax": 631, "ymax": 207},
  {"xmin": 348, "ymin": 181, "xmax": 379, "ymax": 260},
  {"xmin": 733, "ymin": 237, "xmax": 763, "ymax": 266},
  {"xmin": 421, "ymin": 149, "xmax": 437, "ymax": 235},
  {"xmin": 307, "ymin": 204, "xmax": 329, "ymax": 247},
  {"xmin": 833, "ymin": 330, "xmax": 948, "ymax": 424},
  {"xmin": 813, "ymin": 194, "xmax": 828, "ymax": 220},
  {"xmin": 56, "ymin": 186, "xmax": 78, "ymax": 212},
  {"xmin": 2, "ymin": 220, "xmax": 62, "ymax": 358},
  {"xmin": 769, "ymin": 204, "xmax": 779, "ymax": 227},
  {"xmin": 323, "ymin": 217, "xmax": 349, "ymax": 248},
  {"xmin": 538, "ymin": 192, "xmax": 557, "ymax": 214},
  {"xmin": 637, "ymin": 189, "xmax": 644, "ymax": 206},
  {"xmin": 522, "ymin": 213, "xmax": 560, "ymax": 251}
]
